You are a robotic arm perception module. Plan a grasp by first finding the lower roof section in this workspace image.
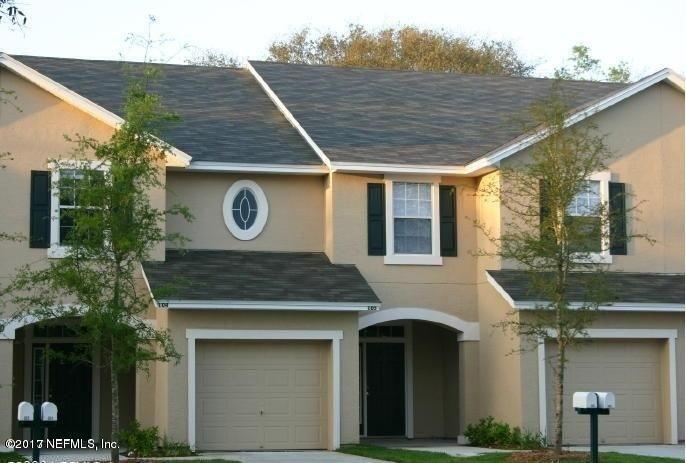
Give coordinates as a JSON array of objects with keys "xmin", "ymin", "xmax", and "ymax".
[
  {"xmin": 487, "ymin": 269, "xmax": 685, "ymax": 309},
  {"xmin": 142, "ymin": 249, "xmax": 380, "ymax": 310}
]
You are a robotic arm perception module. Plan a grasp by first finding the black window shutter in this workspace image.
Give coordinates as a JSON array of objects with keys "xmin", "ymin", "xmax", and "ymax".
[
  {"xmin": 439, "ymin": 185, "xmax": 457, "ymax": 256},
  {"xmin": 539, "ymin": 180, "xmax": 550, "ymax": 225},
  {"xmin": 367, "ymin": 183, "xmax": 386, "ymax": 256},
  {"xmin": 29, "ymin": 170, "xmax": 51, "ymax": 248},
  {"xmin": 609, "ymin": 182, "xmax": 627, "ymax": 255}
]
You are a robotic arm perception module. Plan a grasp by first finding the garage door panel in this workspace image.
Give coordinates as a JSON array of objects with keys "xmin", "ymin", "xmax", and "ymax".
[
  {"xmin": 546, "ymin": 339, "xmax": 663, "ymax": 445},
  {"xmin": 196, "ymin": 340, "xmax": 328, "ymax": 450}
]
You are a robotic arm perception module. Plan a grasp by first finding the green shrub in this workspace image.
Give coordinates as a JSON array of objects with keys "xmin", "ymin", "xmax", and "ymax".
[
  {"xmin": 158, "ymin": 437, "xmax": 194, "ymax": 457},
  {"xmin": 118, "ymin": 420, "xmax": 159, "ymax": 457},
  {"xmin": 464, "ymin": 416, "xmax": 545, "ymax": 449},
  {"xmin": 118, "ymin": 421, "xmax": 194, "ymax": 457}
]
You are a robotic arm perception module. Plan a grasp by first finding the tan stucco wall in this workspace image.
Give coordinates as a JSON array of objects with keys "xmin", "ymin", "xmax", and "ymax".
[
  {"xmin": 476, "ymin": 276, "xmax": 524, "ymax": 427},
  {"xmin": 0, "ymin": 68, "xmax": 167, "ymax": 275},
  {"xmin": 412, "ymin": 321, "xmax": 459, "ymax": 437},
  {"xmin": 500, "ymin": 82, "xmax": 685, "ymax": 273},
  {"xmin": 328, "ymin": 172, "xmax": 480, "ymax": 322},
  {"xmin": 155, "ymin": 309, "xmax": 360, "ymax": 446},
  {"xmin": 165, "ymin": 171, "xmax": 325, "ymax": 252}
]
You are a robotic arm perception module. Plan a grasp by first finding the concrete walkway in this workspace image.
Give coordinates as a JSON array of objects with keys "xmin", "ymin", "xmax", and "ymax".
[{"xmin": 365, "ymin": 438, "xmax": 511, "ymax": 456}]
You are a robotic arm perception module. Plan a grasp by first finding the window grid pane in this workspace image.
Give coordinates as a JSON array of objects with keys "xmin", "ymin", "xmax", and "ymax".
[
  {"xmin": 392, "ymin": 182, "xmax": 433, "ymax": 255},
  {"xmin": 566, "ymin": 180, "xmax": 600, "ymax": 216}
]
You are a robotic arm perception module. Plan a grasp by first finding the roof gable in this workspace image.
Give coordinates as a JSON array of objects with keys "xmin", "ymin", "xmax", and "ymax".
[{"xmin": 2, "ymin": 54, "xmax": 323, "ymax": 167}]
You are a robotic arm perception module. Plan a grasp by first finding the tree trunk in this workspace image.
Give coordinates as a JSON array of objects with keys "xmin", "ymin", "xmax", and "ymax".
[
  {"xmin": 553, "ymin": 338, "xmax": 566, "ymax": 454},
  {"xmin": 111, "ymin": 353, "xmax": 120, "ymax": 463}
]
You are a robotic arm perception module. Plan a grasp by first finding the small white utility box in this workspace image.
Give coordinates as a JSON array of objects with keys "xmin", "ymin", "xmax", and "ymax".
[
  {"xmin": 41, "ymin": 402, "xmax": 58, "ymax": 422},
  {"xmin": 573, "ymin": 391, "xmax": 598, "ymax": 409},
  {"xmin": 17, "ymin": 402, "xmax": 34, "ymax": 421},
  {"xmin": 596, "ymin": 392, "xmax": 615, "ymax": 410}
]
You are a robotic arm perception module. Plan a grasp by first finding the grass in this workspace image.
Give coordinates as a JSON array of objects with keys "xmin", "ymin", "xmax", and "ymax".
[
  {"xmin": 0, "ymin": 452, "xmax": 24, "ymax": 463},
  {"xmin": 338, "ymin": 444, "xmax": 684, "ymax": 463}
]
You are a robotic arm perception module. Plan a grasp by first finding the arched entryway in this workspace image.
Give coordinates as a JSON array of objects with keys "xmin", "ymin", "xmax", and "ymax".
[
  {"xmin": 5, "ymin": 318, "xmax": 135, "ymax": 440},
  {"xmin": 358, "ymin": 308, "xmax": 479, "ymax": 440}
]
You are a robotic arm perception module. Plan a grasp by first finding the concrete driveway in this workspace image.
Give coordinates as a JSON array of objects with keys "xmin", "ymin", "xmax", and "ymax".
[{"xmin": 200, "ymin": 451, "xmax": 384, "ymax": 463}]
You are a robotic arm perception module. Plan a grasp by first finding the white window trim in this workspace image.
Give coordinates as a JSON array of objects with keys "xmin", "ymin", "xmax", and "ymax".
[
  {"xmin": 185, "ymin": 329, "xmax": 343, "ymax": 451},
  {"xmin": 47, "ymin": 160, "xmax": 109, "ymax": 259},
  {"xmin": 570, "ymin": 171, "xmax": 612, "ymax": 265},
  {"xmin": 222, "ymin": 179, "xmax": 269, "ymax": 241},
  {"xmin": 383, "ymin": 176, "xmax": 443, "ymax": 266},
  {"xmin": 537, "ymin": 328, "xmax": 679, "ymax": 444}
]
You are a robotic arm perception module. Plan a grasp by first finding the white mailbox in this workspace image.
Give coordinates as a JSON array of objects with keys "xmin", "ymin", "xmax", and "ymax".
[
  {"xmin": 41, "ymin": 402, "xmax": 58, "ymax": 422},
  {"xmin": 17, "ymin": 402, "xmax": 34, "ymax": 421},
  {"xmin": 573, "ymin": 391, "xmax": 598, "ymax": 409},
  {"xmin": 596, "ymin": 392, "xmax": 615, "ymax": 410}
]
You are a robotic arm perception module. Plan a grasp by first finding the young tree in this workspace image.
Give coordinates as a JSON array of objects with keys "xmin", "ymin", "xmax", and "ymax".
[
  {"xmin": 2, "ymin": 67, "xmax": 191, "ymax": 462},
  {"xmin": 268, "ymin": 24, "xmax": 533, "ymax": 76},
  {"xmin": 474, "ymin": 84, "xmax": 649, "ymax": 455},
  {"xmin": 554, "ymin": 44, "xmax": 632, "ymax": 83},
  {"xmin": 185, "ymin": 49, "xmax": 240, "ymax": 68}
]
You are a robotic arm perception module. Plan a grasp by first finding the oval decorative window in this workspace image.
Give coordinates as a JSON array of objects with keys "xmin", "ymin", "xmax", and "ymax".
[{"xmin": 222, "ymin": 180, "xmax": 268, "ymax": 240}]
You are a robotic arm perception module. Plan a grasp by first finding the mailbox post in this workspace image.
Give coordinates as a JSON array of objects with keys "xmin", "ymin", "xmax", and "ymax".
[
  {"xmin": 17, "ymin": 401, "xmax": 58, "ymax": 462},
  {"xmin": 573, "ymin": 392, "xmax": 615, "ymax": 463}
]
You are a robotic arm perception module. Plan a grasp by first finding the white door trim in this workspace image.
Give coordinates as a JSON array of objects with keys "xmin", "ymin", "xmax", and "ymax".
[
  {"xmin": 538, "ymin": 329, "xmax": 678, "ymax": 444},
  {"xmin": 359, "ymin": 321, "xmax": 414, "ymax": 439},
  {"xmin": 185, "ymin": 329, "xmax": 344, "ymax": 450}
]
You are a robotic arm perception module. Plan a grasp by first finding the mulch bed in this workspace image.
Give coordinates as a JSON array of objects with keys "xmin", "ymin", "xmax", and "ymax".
[{"xmin": 508, "ymin": 450, "xmax": 589, "ymax": 462}]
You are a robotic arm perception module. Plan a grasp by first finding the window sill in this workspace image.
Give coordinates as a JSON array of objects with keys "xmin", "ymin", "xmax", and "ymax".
[
  {"xmin": 47, "ymin": 245, "xmax": 70, "ymax": 259},
  {"xmin": 572, "ymin": 252, "xmax": 613, "ymax": 264},
  {"xmin": 384, "ymin": 254, "xmax": 443, "ymax": 266}
]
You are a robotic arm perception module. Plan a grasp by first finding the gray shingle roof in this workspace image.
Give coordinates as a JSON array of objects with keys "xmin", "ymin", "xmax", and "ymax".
[
  {"xmin": 249, "ymin": 61, "xmax": 627, "ymax": 166},
  {"xmin": 11, "ymin": 55, "xmax": 322, "ymax": 165},
  {"xmin": 143, "ymin": 249, "xmax": 380, "ymax": 304},
  {"xmin": 487, "ymin": 270, "xmax": 685, "ymax": 305}
]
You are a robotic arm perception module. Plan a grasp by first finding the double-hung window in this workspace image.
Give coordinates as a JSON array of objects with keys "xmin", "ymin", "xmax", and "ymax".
[
  {"xmin": 384, "ymin": 178, "xmax": 442, "ymax": 265},
  {"xmin": 564, "ymin": 171, "xmax": 612, "ymax": 263},
  {"xmin": 48, "ymin": 161, "xmax": 108, "ymax": 258}
]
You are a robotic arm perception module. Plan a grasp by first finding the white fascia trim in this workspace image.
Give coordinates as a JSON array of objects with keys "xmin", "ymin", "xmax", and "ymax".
[
  {"xmin": 185, "ymin": 329, "xmax": 343, "ymax": 450},
  {"xmin": 467, "ymin": 69, "xmax": 685, "ymax": 173},
  {"xmin": 247, "ymin": 62, "xmax": 332, "ymax": 170},
  {"xmin": 0, "ymin": 53, "xmax": 191, "ymax": 167},
  {"xmin": 331, "ymin": 161, "xmax": 465, "ymax": 175},
  {"xmin": 515, "ymin": 302, "xmax": 684, "ymax": 312},
  {"xmin": 184, "ymin": 161, "xmax": 328, "ymax": 175},
  {"xmin": 139, "ymin": 265, "xmax": 159, "ymax": 309},
  {"xmin": 157, "ymin": 299, "xmax": 381, "ymax": 311},
  {"xmin": 537, "ymin": 328, "xmax": 679, "ymax": 444},
  {"xmin": 485, "ymin": 272, "xmax": 517, "ymax": 308}
]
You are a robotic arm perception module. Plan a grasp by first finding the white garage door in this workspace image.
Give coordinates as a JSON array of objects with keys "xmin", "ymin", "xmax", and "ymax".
[
  {"xmin": 196, "ymin": 340, "xmax": 329, "ymax": 450},
  {"xmin": 546, "ymin": 339, "xmax": 663, "ymax": 444}
]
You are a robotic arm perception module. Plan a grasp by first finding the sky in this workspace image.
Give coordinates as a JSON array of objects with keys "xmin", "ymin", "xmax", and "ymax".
[{"xmin": 1, "ymin": 0, "xmax": 685, "ymax": 78}]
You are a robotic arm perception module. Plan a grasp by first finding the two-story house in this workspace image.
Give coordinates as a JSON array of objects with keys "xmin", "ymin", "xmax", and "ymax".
[{"xmin": 0, "ymin": 53, "xmax": 683, "ymax": 451}]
